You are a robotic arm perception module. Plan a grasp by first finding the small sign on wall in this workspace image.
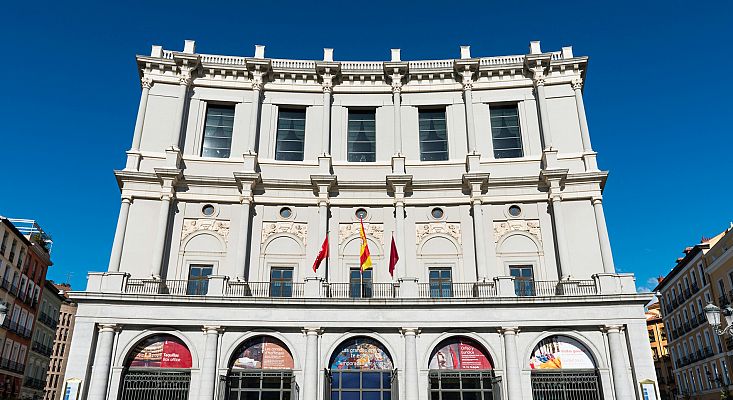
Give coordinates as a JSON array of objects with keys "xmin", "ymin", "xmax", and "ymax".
[
  {"xmin": 639, "ymin": 379, "xmax": 659, "ymax": 400},
  {"xmin": 63, "ymin": 378, "xmax": 82, "ymax": 400}
]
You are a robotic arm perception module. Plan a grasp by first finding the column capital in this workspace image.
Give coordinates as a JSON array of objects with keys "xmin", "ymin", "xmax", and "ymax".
[
  {"xmin": 591, "ymin": 196, "xmax": 603, "ymax": 205},
  {"xmin": 399, "ymin": 327, "xmax": 421, "ymax": 336},
  {"xmin": 454, "ymin": 59, "xmax": 478, "ymax": 91},
  {"xmin": 178, "ymin": 68, "xmax": 194, "ymax": 86},
  {"xmin": 121, "ymin": 195, "xmax": 133, "ymax": 204},
  {"xmin": 251, "ymin": 75, "xmax": 264, "ymax": 91},
  {"xmin": 462, "ymin": 172, "xmax": 489, "ymax": 197},
  {"xmin": 302, "ymin": 327, "xmax": 323, "ymax": 336},
  {"xmin": 234, "ymin": 172, "xmax": 261, "ymax": 200},
  {"xmin": 602, "ymin": 325, "xmax": 624, "ymax": 334},
  {"xmin": 524, "ymin": 53, "xmax": 551, "ymax": 87},
  {"xmin": 499, "ymin": 327, "xmax": 520, "ymax": 335},
  {"xmin": 203, "ymin": 325, "xmax": 224, "ymax": 335},
  {"xmin": 572, "ymin": 78, "xmax": 584, "ymax": 91},
  {"xmin": 97, "ymin": 324, "xmax": 121, "ymax": 333},
  {"xmin": 141, "ymin": 76, "xmax": 153, "ymax": 90}
]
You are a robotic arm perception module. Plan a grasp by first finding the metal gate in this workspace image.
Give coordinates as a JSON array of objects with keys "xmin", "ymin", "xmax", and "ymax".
[
  {"xmin": 119, "ymin": 370, "xmax": 191, "ymax": 400},
  {"xmin": 531, "ymin": 370, "xmax": 602, "ymax": 400}
]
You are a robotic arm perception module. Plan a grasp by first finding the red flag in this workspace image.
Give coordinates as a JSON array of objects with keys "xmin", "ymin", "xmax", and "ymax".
[
  {"xmin": 389, "ymin": 235, "xmax": 399, "ymax": 277},
  {"xmin": 313, "ymin": 236, "xmax": 329, "ymax": 272}
]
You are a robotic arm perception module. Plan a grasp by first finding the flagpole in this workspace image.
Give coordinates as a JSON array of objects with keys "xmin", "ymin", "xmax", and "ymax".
[{"xmin": 324, "ymin": 229, "xmax": 329, "ymax": 283}]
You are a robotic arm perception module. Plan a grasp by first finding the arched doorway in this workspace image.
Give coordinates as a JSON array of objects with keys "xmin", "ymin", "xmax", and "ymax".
[
  {"xmin": 120, "ymin": 334, "xmax": 192, "ymax": 400},
  {"xmin": 428, "ymin": 337, "xmax": 500, "ymax": 400},
  {"xmin": 224, "ymin": 336, "xmax": 297, "ymax": 400},
  {"xmin": 327, "ymin": 337, "xmax": 396, "ymax": 400},
  {"xmin": 529, "ymin": 335, "xmax": 602, "ymax": 400}
]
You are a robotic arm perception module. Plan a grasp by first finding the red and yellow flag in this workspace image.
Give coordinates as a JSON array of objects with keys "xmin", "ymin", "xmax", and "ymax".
[{"xmin": 359, "ymin": 219, "xmax": 373, "ymax": 272}]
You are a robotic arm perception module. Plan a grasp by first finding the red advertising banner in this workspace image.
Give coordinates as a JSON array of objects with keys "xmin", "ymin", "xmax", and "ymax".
[
  {"xmin": 129, "ymin": 336, "xmax": 192, "ymax": 368},
  {"xmin": 429, "ymin": 338, "xmax": 492, "ymax": 370},
  {"xmin": 232, "ymin": 337, "xmax": 294, "ymax": 370}
]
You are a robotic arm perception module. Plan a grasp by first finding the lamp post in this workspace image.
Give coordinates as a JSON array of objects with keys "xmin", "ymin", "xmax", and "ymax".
[{"xmin": 704, "ymin": 303, "xmax": 733, "ymax": 336}]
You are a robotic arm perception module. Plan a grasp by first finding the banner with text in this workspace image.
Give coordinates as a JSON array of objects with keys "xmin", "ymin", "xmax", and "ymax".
[
  {"xmin": 429, "ymin": 338, "xmax": 493, "ymax": 370},
  {"xmin": 130, "ymin": 336, "xmax": 192, "ymax": 368}
]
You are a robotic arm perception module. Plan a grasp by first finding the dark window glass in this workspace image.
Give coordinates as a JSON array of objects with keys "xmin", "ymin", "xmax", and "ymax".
[
  {"xmin": 348, "ymin": 110, "xmax": 376, "ymax": 162},
  {"xmin": 509, "ymin": 265, "xmax": 534, "ymax": 296},
  {"xmin": 490, "ymin": 105, "xmax": 523, "ymax": 158},
  {"xmin": 330, "ymin": 371, "xmax": 393, "ymax": 400},
  {"xmin": 187, "ymin": 264, "xmax": 213, "ymax": 295},
  {"xmin": 276, "ymin": 109, "xmax": 306, "ymax": 161},
  {"xmin": 429, "ymin": 268, "xmax": 452, "ymax": 298},
  {"xmin": 419, "ymin": 110, "xmax": 448, "ymax": 161},
  {"xmin": 350, "ymin": 268, "xmax": 373, "ymax": 298},
  {"xmin": 270, "ymin": 268, "xmax": 294, "ymax": 298},
  {"xmin": 202, "ymin": 105, "xmax": 235, "ymax": 158}
]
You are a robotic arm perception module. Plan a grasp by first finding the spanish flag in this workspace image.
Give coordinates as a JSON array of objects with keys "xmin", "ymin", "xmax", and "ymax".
[{"xmin": 359, "ymin": 219, "xmax": 373, "ymax": 272}]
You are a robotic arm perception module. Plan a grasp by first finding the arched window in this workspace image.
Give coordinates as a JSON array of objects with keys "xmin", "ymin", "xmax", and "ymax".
[
  {"xmin": 225, "ymin": 336, "xmax": 296, "ymax": 400},
  {"xmin": 428, "ymin": 337, "xmax": 499, "ymax": 400},
  {"xmin": 529, "ymin": 335, "xmax": 602, "ymax": 399},
  {"xmin": 328, "ymin": 337, "xmax": 395, "ymax": 400},
  {"xmin": 120, "ymin": 335, "xmax": 192, "ymax": 400}
]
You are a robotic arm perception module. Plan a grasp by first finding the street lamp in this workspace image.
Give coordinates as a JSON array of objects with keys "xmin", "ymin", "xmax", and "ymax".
[{"xmin": 705, "ymin": 303, "xmax": 733, "ymax": 336}]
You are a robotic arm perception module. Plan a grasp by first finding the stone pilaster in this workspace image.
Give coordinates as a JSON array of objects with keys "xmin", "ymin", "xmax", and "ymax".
[
  {"xmin": 107, "ymin": 196, "xmax": 132, "ymax": 272},
  {"xmin": 604, "ymin": 325, "xmax": 633, "ymax": 399},
  {"xmin": 592, "ymin": 197, "xmax": 615, "ymax": 273},
  {"xmin": 500, "ymin": 327, "xmax": 522, "ymax": 400},
  {"xmin": 150, "ymin": 168, "xmax": 181, "ymax": 278},
  {"xmin": 233, "ymin": 172, "xmax": 260, "ymax": 279},
  {"xmin": 400, "ymin": 328, "xmax": 420, "ymax": 400},
  {"xmin": 126, "ymin": 76, "xmax": 153, "ymax": 170},
  {"xmin": 572, "ymin": 78, "xmax": 598, "ymax": 171},
  {"xmin": 302, "ymin": 328, "xmax": 322, "ymax": 400},
  {"xmin": 199, "ymin": 326, "xmax": 223, "ymax": 400},
  {"xmin": 87, "ymin": 324, "xmax": 120, "ymax": 400},
  {"xmin": 463, "ymin": 173, "xmax": 490, "ymax": 280},
  {"xmin": 387, "ymin": 175, "xmax": 412, "ymax": 278}
]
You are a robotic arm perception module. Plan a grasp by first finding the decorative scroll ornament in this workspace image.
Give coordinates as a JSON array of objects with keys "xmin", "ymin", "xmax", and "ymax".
[
  {"xmin": 571, "ymin": 78, "xmax": 583, "ymax": 90},
  {"xmin": 415, "ymin": 223, "xmax": 462, "ymax": 245},
  {"xmin": 493, "ymin": 220, "xmax": 541, "ymax": 243},
  {"xmin": 261, "ymin": 222, "xmax": 308, "ymax": 246},
  {"xmin": 141, "ymin": 76, "xmax": 153, "ymax": 89},
  {"xmin": 181, "ymin": 219, "xmax": 230, "ymax": 242},
  {"xmin": 339, "ymin": 223, "xmax": 384, "ymax": 244}
]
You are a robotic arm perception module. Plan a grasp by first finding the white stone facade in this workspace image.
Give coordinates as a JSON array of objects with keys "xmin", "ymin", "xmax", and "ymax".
[{"xmin": 65, "ymin": 40, "xmax": 655, "ymax": 400}]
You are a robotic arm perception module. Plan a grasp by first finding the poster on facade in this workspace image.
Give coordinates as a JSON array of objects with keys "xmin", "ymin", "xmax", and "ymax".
[
  {"xmin": 529, "ymin": 336, "xmax": 595, "ymax": 370},
  {"xmin": 232, "ymin": 337, "xmax": 294, "ymax": 369},
  {"xmin": 129, "ymin": 336, "xmax": 192, "ymax": 368},
  {"xmin": 330, "ymin": 338, "xmax": 394, "ymax": 370},
  {"xmin": 429, "ymin": 338, "xmax": 492, "ymax": 370},
  {"xmin": 640, "ymin": 380, "xmax": 659, "ymax": 400},
  {"xmin": 62, "ymin": 379, "xmax": 81, "ymax": 400}
]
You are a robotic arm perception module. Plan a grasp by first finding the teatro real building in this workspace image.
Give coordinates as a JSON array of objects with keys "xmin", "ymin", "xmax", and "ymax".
[{"xmin": 65, "ymin": 40, "xmax": 657, "ymax": 400}]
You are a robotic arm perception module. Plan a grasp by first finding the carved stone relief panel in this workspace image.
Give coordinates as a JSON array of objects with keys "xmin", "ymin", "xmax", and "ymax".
[
  {"xmin": 181, "ymin": 219, "xmax": 231, "ymax": 242},
  {"xmin": 415, "ymin": 222, "xmax": 462, "ymax": 245},
  {"xmin": 492, "ymin": 220, "xmax": 542, "ymax": 243},
  {"xmin": 261, "ymin": 221, "xmax": 308, "ymax": 246},
  {"xmin": 339, "ymin": 222, "xmax": 384, "ymax": 244}
]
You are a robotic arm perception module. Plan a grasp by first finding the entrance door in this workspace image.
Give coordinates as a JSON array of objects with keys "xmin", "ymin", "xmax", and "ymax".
[
  {"xmin": 530, "ymin": 370, "xmax": 602, "ymax": 400},
  {"xmin": 120, "ymin": 370, "xmax": 191, "ymax": 400}
]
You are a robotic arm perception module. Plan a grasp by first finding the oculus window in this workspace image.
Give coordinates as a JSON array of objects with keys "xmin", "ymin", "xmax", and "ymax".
[
  {"xmin": 275, "ymin": 109, "xmax": 306, "ymax": 161},
  {"xmin": 419, "ymin": 109, "xmax": 449, "ymax": 161},
  {"xmin": 348, "ymin": 110, "xmax": 376, "ymax": 162},
  {"xmin": 490, "ymin": 105, "xmax": 523, "ymax": 159},
  {"xmin": 202, "ymin": 105, "xmax": 235, "ymax": 158}
]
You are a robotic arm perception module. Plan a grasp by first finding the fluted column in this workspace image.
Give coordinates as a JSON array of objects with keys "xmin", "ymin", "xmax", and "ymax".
[
  {"xmin": 130, "ymin": 77, "xmax": 153, "ymax": 152},
  {"xmin": 302, "ymin": 328, "xmax": 321, "ymax": 400},
  {"xmin": 592, "ymin": 197, "xmax": 615, "ymax": 273},
  {"xmin": 605, "ymin": 325, "xmax": 633, "ymax": 399},
  {"xmin": 532, "ymin": 76, "xmax": 553, "ymax": 150},
  {"xmin": 150, "ymin": 194, "xmax": 172, "ymax": 278},
  {"xmin": 501, "ymin": 327, "xmax": 522, "ymax": 400},
  {"xmin": 462, "ymin": 80, "xmax": 477, "ymax": 153},
  {"xmin": 108, "ymin": 197, "xmax": 132, "ymax": 272},
  {"xmin": 401, "ymin": 328, "xmax": 419, "ymax": 400},
  {"xmin": 392, "ymin": 79, "xmax": 403, "ymax": 155},
  {"xmin": 199, "ymin": 326, "xmax": 222, "ymax": 400},
  {"xmin": 87, "ymin": 324, "xmax": 119, "ymax": 400},
  {"xmin": 245, "ymin": 76, "xmax": 263, "ymax": 153},
  {"xmin": 170, "ymin": 70, "xmax": 192, "ymax": 150},
  {"xmin": 321, "ymin": 76, "xmax": 333, "ymax": 155}
]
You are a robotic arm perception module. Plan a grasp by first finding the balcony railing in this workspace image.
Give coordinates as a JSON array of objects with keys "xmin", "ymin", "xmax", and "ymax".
[
  {"xmin": 23, "ymin": 377, "xmax": 45, "ymax": 390},
  {"xmin": 226, "ymin": 281, "xmax": 305, "ymax": 298},
  {"xmin": 126, "ymin": 279, "xmax": 212, "ymax": 296}
]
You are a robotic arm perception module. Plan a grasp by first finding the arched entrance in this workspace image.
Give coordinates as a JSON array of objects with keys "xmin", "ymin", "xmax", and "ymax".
[
  {"xmin": 327, "ymin": 337, "xmax": 396, "ymax": 400},
  {"xmin": 120, "ymin": 334, "xmax": 192, "ymax": 400},
  {"xmin": 529, "ymin": 335, "xmax": 602, "ymax": 400},
  {"xmin": 224, "ymin": 336, "xmax": 297, "ymax": 400},
  {"xmin": 428, "ymin": 337, "xmax": 500, "ymax": 400}
]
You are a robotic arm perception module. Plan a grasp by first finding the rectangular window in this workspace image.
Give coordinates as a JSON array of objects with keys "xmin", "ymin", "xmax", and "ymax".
[
  {"xmin": 186, "ymin": 264, "xmax": 213, "ymax": 295},
  {"xmin": 490, "ymin": 104, "xmax": 523, "ymax": 158},
  {"xmin": 510, "ymin": 265, "xmax": 535, "ymax": 296},
  {"xmin": 270, "ymin": 267, "xmax": 294, "ymax": 298},
  {"xmin": 201, "ymin": 105, "xmax": 235, "ymax": 158},
  {"xmin": 275, "ymin": 109, "xmax": 306, "ymax": 161},
  {"xmin": 347, "ymin": 110, "xmax": 376, "ymax": 162},
  {"xmin": 349, "ymin": 268, "xmax": 373, "ymax": 298},
  {"xmin": 428, "ymin": 268, "xmax": 453, "ymax": 298},
  {"xmin": 419, "ymin": 109, "xmax": 448, "ymax": 161}
]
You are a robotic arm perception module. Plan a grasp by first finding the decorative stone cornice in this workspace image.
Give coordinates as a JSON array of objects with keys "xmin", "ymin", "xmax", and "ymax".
[
  {"xmin": 454, "ymin": 58, "xmax": 479, "ymax": 91},
  {"xmin": 462, "ymin": 172, "xmax": 490, "ymax": 198},
  {"xmin": 524, "ymin": 53, "xmax": 552, "ymax": 87},
  {"xmin": 316, "ymin": 61, "xmax": 341, "ymax": 93},
  {"xmin": 233, "ymin": 172, "xmax": 261, "ymax": 202}
]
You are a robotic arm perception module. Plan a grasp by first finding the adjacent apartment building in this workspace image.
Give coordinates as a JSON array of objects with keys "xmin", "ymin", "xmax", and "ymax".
[
  {"xmin": 65, "ymin": 40, "xmax": 656, "ymax": 400},
  {"xmin": 44, "ymin": 283, "xmax": 77, "ymax": 400},
  {"xmin": 646, "ymin": 300, "xmax": 675, "ymax": 398},
  {"xmin": 0, "ymin": 218, "xmax": 52, "ymax": 399},
  {"xmin": 656, "ymin": 229, "xmax": 733, "ymax": 399}
]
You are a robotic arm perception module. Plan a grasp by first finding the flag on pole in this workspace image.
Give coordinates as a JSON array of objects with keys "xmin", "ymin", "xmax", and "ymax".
[
  {"xmin": 359, "ymin": 219, "xmax": 373, "ymax": 272},
  {"xmin": 313, "ymin": 235, "xmax": 329, "ymax": 272},
  {"xmin": 389, "ymin": 235, "xmax": 399, "ymax": 277}
]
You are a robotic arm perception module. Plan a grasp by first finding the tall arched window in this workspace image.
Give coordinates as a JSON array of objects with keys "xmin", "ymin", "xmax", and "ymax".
[
  {"xmin": 328, "ymin": 337, "xmax": 396, "ymax": 400},
  {"xmin": 120, "ymin": 335, "xmax": 192, "ymax": 400},
  {"xmin": 529, "ymin": 335, "xmax": 602, "ymax": 399},
  {"xmin": 428, "ymin": 337, "xmax": 499, "ymax": 400},
  {"xmin": 225, "ymin": 336, "xmax": 296, "ymax": 400}
]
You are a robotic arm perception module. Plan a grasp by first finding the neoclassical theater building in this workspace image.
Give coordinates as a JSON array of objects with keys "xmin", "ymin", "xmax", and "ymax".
[{"xmin": 65, "ymin": 40, "xmax": 656, "ymax": 400}]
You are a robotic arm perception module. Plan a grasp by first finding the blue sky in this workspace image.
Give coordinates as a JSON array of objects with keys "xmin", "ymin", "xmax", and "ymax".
[{"xmin": 1, "ymin": 1, "xmax": 730, "ymax": 292}]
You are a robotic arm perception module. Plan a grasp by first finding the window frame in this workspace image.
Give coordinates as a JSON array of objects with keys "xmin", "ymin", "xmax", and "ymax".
[
  {"xmin": 269, "ymin": 267, "xmax": 295, "ymax": 298},
  {"xmin": 509, "ymin": 265, "xmax": 535, "ymax": 296},
  {"xmin": 489, "ymin": 103, "xmax": 524, "ymax": 159},
  {"xmin": 428, "ymin": 267, "xmax": 453, "ymax": 298},
  {"xmin": 275, "ymin": 108, "xmax": 307, "ymax": 162},
  {"xmin": 418, "ymin": 108, "xmax": 449, "ymax": 162},
  {"xmin": 346, "ymin": 109, "xmax": 377, "ymax": 163},
  {"xmin": 200, "ymin": 103, "xmax": 236, "ymax": 159},
  {"xmin": 187, "ymin": 264, "xmax": 213, "ymax": 295}
]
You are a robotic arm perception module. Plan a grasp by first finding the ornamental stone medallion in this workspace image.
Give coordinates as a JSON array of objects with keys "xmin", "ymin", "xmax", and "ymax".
[
  {"xmin": 415, "ymin": 222, "xmax": 462, "ymax": 245},
  {"xmin": 493, "ymin": 220, "xmax": 542, "ymax": 243},
  {"xmin": 181, "ymin": 219, "xmax": 231, "ymax": 242},
  {"xmin": 339, "ymin": 223, "xmax": 384, "ymax": 244},
  {"xmin": 261, "ymin": 221, "xmax": 308, "ymax": 246}
]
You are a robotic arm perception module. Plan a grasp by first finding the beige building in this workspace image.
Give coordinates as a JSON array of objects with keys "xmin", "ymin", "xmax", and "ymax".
[
  {"xmin": 647, "ymin": 300, "xmax": 675, "ymax": 398},
  {"xmin": 43, "ymin": 283, "xmax": 76, "ymax": 400}
]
